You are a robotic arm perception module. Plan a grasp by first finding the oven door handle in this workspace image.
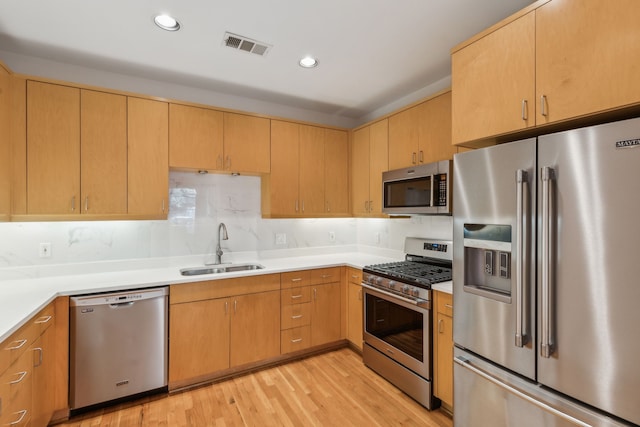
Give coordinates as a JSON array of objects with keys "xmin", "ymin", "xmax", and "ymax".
[{"xmin": 361, "ymin": 283, "xmax": 431, "ymax": 309}]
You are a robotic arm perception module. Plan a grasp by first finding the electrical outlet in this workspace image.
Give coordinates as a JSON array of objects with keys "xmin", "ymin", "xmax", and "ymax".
[
  {"xmin": 39, "ymin": 243, "xmax": 52, "ymax": 258},
  {"xmin": 328, "ymin": 231, "xmax": 336, "ymax": 242},
  {"xmin": 275, "ymin": 233, "xmax": 287, "ymax": 245}
]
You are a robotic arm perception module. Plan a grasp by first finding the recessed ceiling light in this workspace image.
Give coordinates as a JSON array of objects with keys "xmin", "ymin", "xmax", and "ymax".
[
  {"xmin": 154, "ymin": 14, "xmax": 181, "ymax": 31},
  {"xmin": 299, "ymin": 56, "xmax": 318, "ymax": 68}
]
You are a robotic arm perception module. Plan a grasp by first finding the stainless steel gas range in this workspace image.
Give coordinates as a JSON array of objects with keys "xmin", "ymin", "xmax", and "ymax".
[{"xmin": 362, "ymin": 237, "xmax": 452, "ymax": 410}]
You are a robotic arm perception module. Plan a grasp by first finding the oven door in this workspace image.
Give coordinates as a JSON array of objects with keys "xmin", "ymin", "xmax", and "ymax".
[{"xmin": 362, "ymin": 285, "xmax": 431, "ymax": 379}]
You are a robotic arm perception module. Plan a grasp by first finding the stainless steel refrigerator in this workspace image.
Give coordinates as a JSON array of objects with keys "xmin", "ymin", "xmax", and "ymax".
[{"xmin": 452, "ymin": 117, "xmax": 640, "ymax": 426}]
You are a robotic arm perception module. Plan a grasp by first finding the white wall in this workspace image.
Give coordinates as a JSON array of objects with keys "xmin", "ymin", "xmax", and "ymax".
[{"xmin": 0, "ymin": 172, "xmax": 452, "ymax": 269}]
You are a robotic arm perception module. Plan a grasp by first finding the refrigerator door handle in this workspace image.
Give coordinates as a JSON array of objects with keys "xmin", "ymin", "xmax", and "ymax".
[
  {"xmin": 541, "ymin": 166, "xmax": 555, "ymax": 358},
  {"xmin": 454, "ymin": 355, "xmax": 591, "ymax": 427},
  {"xmin": 515, "ymin": 169, "xmax": 528, "ymax": 347}
]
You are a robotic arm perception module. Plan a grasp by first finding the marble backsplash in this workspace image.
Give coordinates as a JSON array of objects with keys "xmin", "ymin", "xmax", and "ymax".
[{"xmin": 0, "ymin": 172, "xmax": 452, "ymax": 269}]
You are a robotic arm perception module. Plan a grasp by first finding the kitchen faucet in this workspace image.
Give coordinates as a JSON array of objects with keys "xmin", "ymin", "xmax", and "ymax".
[{"xmin": 215, "ymin": 222, "xmax": 229, "ymax": 264}]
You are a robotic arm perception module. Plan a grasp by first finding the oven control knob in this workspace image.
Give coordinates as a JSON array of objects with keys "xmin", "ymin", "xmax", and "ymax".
[
  {"xmin": 375, "ymin": 277, "xmax": 383, "ymax": 285},
  {"xmin": 402, "ymin": 285, "xmax": 410, "ymax": 294},
  {"xmin": 411, "ymin": 288, "xmax": 420, "ymax": 297},
  {"xmin": 388, "ymin": 281, "xmax": 396, "ymax": 290}
]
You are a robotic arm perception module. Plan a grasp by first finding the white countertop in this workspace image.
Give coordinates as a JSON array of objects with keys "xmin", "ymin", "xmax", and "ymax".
[
  {"xmin": 431, "ymin": 281, "xmax": 453, "ymax": 295},
  {"xmin": 0, "ymin": 249, "xmax": 402, "ymax": 342}
]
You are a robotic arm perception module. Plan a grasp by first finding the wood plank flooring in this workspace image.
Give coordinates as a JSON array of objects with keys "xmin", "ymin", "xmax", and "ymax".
[{"xmin": 58, "ymin": 348, "xmax": 453, "ymax": 427}]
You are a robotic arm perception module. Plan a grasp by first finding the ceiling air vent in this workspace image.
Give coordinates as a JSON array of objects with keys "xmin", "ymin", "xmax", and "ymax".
[{"xmin": 223, "ymin": 32, "xmax": 271, "ymax": 56}]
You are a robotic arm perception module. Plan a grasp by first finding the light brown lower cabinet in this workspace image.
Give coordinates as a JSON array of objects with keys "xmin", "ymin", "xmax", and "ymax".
[
  {"xmin": 346, "ymin": 267, "xmax": 363, "ymax": 350},
  {"xmin": 310, "ymin": 281, "xmax": 341, "ymax": 346},
  {"xmin": 434, "ymin": 291, "xmax": 454, "ymax": 410},
  {"xmin": 0, "ymin": 301, "xmax": 58, "ymax": 427},
  {"xmin": 168, "ymin": 275, "xmax": 281, "ymax": 388}
]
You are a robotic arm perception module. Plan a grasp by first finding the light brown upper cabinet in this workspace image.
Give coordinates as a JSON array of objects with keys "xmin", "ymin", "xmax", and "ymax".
[
  {"xmin": 223, "ymin": 112, "xmax": 270, "ymax": 174},
  {"xmin": 299, "ymin": 125, "xmax": 325, "ymax": 214},
  {"xmin": 351, "ymin": 119, "xmax": 388, "ymax": 216},
  {"xmin": 128, "ymin": 97, "xmax": 168, "ymax": 217},
  {"xmin": 169, "ymin": 103, "xmax": 223, "ymax": 171},
  {"xmin": 451, "ymin": 12, "xmax": 535, "ymax": 145},
  {"xmin": 26, "ymin": 81, "xmax": 81, "ymax": 214},
  {"xmin": 323, "ymin": 128, "xmax": 349, "ymax": 214},
  {"xmin": 263, "ymin": 120, "xmax": 348, "ymax": 217},
  {"xmin": 80, "ymin": 90, "xmax": 127, "ymax": 214},
  {"xmin": 388, "ymin": 105, "xmax": 420, "ymax": 170},
  {"xmin": 535, "ymin": 0, "xmax": 640, "ymax": 124},
  {"xmin": 0, "ymin": 64, "xmax": 11, "ymax": 220},
  {"xmin": 452, "ymin": 0, "xmax": 640, "ymax": 145},
  {"xmin": 389, "ymin": 91, "xmax": 455, "ymax": 169}
]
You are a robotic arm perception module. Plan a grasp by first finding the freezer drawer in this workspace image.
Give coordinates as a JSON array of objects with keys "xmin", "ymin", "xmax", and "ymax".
[
  {"xmin": 453, "ymin": 348, "xmax": 632, "ymax": 427},
  {"xmin": 70, "ymin": 287, "xmax": 168, "ymax": 410}
]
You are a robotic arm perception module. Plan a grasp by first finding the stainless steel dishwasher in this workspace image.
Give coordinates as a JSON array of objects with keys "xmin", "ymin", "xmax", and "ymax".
[{"xmin": 70, "ymin": 287, "xmax": 168, "ymax": 411}]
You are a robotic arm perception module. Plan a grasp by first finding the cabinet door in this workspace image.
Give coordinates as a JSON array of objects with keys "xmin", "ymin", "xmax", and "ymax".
[
  {"xmin": 230, "ymin": 291, "xmax": 280, "ymax": 367},
  {"xmin": 388, "ymin": 105, "xmax": 420, "ymax": 169},
  {"xmin": 169, "ymin": 104, "xmax": 223, "ymax": 171},
  {"xmin": 451, "ymin": 11, "xmax": 535, "ymax": 144},
  {"xmin": 419, "ymin": 92, "xmax": 455, "ymax": 163},
  {"xmin": 368, "ymin": 119, "xmax": 388, "ymax": 215},
  {"xmin": 0, "ymin": 65, "xmax": 10, "ymax": 220},
  {"xmin": 269, "ymin": 120, "xmax": 300, "ymax": 215},
  {"xmin": 436, "ymin": 312, "xmax": 453, "ymax": 407},
  {"xmin": 299, "ymin": 125, "xmax": 325, "ymax": 214},
  {"xmin": 223, "ymin": 113, "xmax": 270, "ymax": 174},
  {"xmin": 536, "ymin": 0, "xmax": 640, "ymax": 124},
  {"xmin": 127, "ymin": 97, "xmax": 168, "ymax": 216},
  {"xmin": 351, "ymin": 126, "xmax": 370, "ymax": 215},
  {"xmin": 311, "ymin": 282, "xmax": 341, "ymax": 346},
  {"xmin": 31, "ymin": 327, "xmax": 55, "ymax": 427},
  {"xmin": 27, "ymin": 81, "xmax": 80, "ymax": 214},
  {"xmin": 324, "ymin": 129, "xmax": 349, "ymax": 215},
  {"xmin": 169, "ymin": 298, "xmax": 230, "ymax": 383},
  {"xmin": 80, "ymin": 90, "xmax": 127, "ymax": 214},
  {"xmin": 347, "ymin": 282, "xmax": 363, "ymax": 350}
]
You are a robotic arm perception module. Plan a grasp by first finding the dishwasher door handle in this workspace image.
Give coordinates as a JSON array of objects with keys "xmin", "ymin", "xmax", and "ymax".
[{"xmin": 109, "ymin": 301, "xmax": 135, "ymax": 308}]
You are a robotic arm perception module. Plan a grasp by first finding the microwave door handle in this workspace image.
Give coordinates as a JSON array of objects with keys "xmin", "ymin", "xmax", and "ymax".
[
  {"xmin": 430, "ymin": 174, "xmax": 435, "ymax": 207},
  {"xmin": 515, "ymin": 169, "xmax": 528, "ymax": 347}
]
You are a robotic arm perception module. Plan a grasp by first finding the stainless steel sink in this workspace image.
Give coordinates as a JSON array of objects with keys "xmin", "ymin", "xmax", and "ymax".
[{"xmin": 179, "ymin": 263, "xmax": 265, "ymax": 276}]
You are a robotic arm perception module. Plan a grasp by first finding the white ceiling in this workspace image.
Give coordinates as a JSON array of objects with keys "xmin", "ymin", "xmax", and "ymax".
[{"xmin": 0, "ymin": 0, "xmax": 532, "ymax": 124}]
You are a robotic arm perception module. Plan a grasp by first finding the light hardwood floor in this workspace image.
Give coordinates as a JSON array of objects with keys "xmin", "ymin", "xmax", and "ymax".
[{"xmin": 58, "ymin": 348, "xmax": 453, "ymax": 427}]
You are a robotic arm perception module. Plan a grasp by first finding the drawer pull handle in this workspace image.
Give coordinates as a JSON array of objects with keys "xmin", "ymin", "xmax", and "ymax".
[
  {"xmin": 291, "ymin": 278, "xmax": 303, "ymax": 282},
  {"xmin": 291, "ymin": 294, "xmax": 303, "ymax": 299},
  {"xmin": 351, "ymin": 274, "xmax": 359, "ymax": 279},
  {"xmin": 8, "ymin": 409, "xmax": 27, "ymax": 426},
  {"xmin": 6, "ymin": 339, "xmax": 27, "ymax": 351},
  {"xmin": 291, "ymin": 315, "xmax": 303, "ymax": 319},
  {"xmin": 444, "ymin": 304, "xmax": 453, "ymax": 309},
  {"xmin": 291, "ymin": 338, "xmax": 303, "ymax": 343},
  {"xmin": 321, "ymin": 274, "xmax": 332, "ymax": 279},
  {"xmin": 35, "ymin": 315, "xmax": 52, "ymax": 324},
  {"xmin": 33, "ymin": 347, "xmax": 43, "ymax": 367},
  {"xmin": 9, "ymin": 371, "xmax": 27, "ymax": 385}
]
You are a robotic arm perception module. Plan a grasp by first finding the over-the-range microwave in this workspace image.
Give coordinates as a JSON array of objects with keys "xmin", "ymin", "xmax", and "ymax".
[{"xmin": 382, "ymin": 160, "xmax": 452, "ymax": 215}]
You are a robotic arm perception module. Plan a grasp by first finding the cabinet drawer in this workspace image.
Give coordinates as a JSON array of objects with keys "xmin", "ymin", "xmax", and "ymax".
[
  {"xmin": 32, "ymin": 302, "xmax": 55, "ymax": 336},
  {"xmin": 1, "ymin": 326, "xmax": 38, "ymax": 377},
  {"xmin": 280, "ymin": 271, "xmax": 310, "ymax": 289},
  {"xmin": 436, "ymin": 292, "xmax": 453, "ymax": 316},
  {"xmin": 309, "ymin": 267, "xmax": 341, "ymax": 285},
  {"xmin": 347, "ymin": 267, "xmax": 362, "ymax": 285},
  {"xmin": 281, "ymin": 287, "xmax": 311, "ymax": 306},
  {"xmin": 281, "ymin": 326, "xmax": 311, "ymax": 354},
  {"xmin": 2, "ymin": 351, "xmax": 32, "ymax": 411},
  {"xmin": 281, "ymin": 303, "xmax": 311, "ymax": 330}
]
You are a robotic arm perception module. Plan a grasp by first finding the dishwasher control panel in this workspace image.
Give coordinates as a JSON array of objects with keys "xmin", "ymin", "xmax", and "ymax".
[{"xmin": 70, "ymin": 288, "xmax": 168, "ymax": 306}]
